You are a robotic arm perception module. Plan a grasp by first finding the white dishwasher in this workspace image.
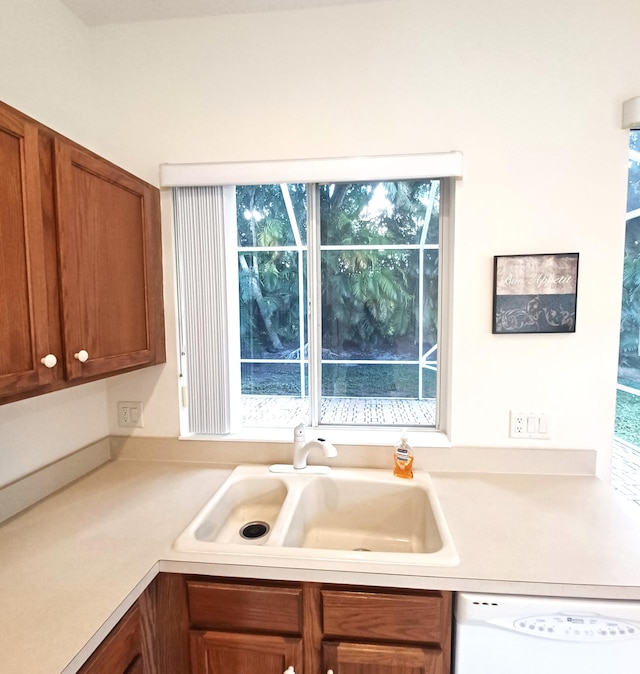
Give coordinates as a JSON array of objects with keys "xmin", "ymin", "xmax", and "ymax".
[{"xmin": 454, "ymin": 592, "xmax": 640, "ymax": 673}]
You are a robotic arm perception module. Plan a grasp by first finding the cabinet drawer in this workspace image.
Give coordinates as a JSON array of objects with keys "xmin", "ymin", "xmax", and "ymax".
[
  {"xmin": 322, "ymin": 641, "xmax": 444, "ymax": 674},
  {"xmin": 186, "ymin": 580, "xmax": 303, "ymax": 635},
  {"xmin": 321, "ymin": 589, "xmax": 447, "ymax": 644},
  {"xmin": 190, "ymin": 631, "xmax": 303, "ymax": 674}
]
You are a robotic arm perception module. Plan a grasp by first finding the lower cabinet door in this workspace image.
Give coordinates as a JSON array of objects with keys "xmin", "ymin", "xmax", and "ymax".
[
  {"xmin": 125, "ymin": 656, "xmax": 145, "ymax": 674},
  {"xmin": 322, "ymin": 641, "xmax": 445, "ymax": 674},
  {"xmin": 78, "ymin": 605, "xmax": 144, "ymax": 674},
  {"xmin": 190, "ymin": 631, "xmax": 303, "ymax": 674}
]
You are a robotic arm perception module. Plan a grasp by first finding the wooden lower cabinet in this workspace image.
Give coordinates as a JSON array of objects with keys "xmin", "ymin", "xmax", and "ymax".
[
  {"xmin": 77, "ymin": 604, "xmax": 146, "ymax": 674},
  {"xmin": 77, "ymin": 575, "xmax": 451, "ymax": 674},
  {"xmin": 186, "ymin": 579, "xmax": 304, "ymax": 673},
  {"xmin": 184, "ymin": 576, "xmax": 452, "ymax": 674}
]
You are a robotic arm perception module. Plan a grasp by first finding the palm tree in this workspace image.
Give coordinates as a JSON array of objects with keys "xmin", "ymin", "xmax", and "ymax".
[
  {"xmin": 235, "ymin": 180, "xmax": 439, "ymax": 399},
  {"xmin": 320, "ymin": 180, "xmax": 438, "ymax": 355},
  {"xmin": 236, "ymin": 185, "xmax": 304, "ymax": 355}
]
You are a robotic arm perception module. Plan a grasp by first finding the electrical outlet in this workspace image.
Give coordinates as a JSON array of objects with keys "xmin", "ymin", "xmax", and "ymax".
[
  {"xmin": 510, "ymin": 410, "xmax": 550, "ymax": 439},
  {"xmin": 118, "ymin": 401, "xmax": 143, "ymax": 428},
  {"xmin": 510, "ymin": 410, "xmax": 527, "ymax": 437}
]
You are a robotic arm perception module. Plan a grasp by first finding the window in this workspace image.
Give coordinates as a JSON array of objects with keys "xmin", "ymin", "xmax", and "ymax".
[
  {"xmin": 617, "ymin": 130, "xmax": 640, "ymax": 446},
  {"xmin": 168, "ymin": 154, "xmax": 460, "ymax": 436}
]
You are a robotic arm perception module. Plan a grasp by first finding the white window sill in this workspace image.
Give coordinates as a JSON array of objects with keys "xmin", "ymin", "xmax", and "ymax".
[{"xmin": 179, "ymin": 426, "xmax": 452, "ymax": 450}]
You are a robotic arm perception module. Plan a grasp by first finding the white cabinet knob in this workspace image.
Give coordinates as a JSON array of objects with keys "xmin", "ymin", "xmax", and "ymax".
[
  {"xmin": 283, "ymin": 668, "xmax": 296, "ymax": 674},
  {"xmin": 74, "ymin": 349, "xmax": 89, "ymax": 363},
  {"xmin": 40, "ymin": 354, "xmax": 58, "ymax": 368}
]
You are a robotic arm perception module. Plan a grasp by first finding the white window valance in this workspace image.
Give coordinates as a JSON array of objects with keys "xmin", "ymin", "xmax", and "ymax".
[
  {"xmin": 160, "ymin": 151, "xmax": 463, "ymax": 187},
  {"xmin": 623, "ymin": 97, "xmax": 640, "ymax": 130}
]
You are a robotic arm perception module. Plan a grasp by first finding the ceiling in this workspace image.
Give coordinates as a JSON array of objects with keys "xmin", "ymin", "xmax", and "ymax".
[{"xmin": 60, "ymin": 0, "xmax": 386, "ymax": 26}]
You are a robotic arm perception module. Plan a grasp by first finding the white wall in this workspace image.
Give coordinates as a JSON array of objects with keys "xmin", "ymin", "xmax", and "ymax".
[
  {"xmin": 0, "ymin": 0, "xmax": 111, "ymax": 488},
  {"xmin": 1, "ymin": 0, "xmax": 638, "ymax": 484},
  {"xmin": 96, "ymin": 0, "xmax": 638, "ymax": 479},
  {"xmin": 0, "ymin": 0, "xmax": 97, "ymax": 149}
]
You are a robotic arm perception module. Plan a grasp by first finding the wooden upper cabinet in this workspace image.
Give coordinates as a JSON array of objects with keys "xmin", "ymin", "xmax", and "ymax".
[
  {"xmin": 54, "ymin": 140, "xmax": 165, "ymax": 380},
  {"xmin": 0, "ymin": 106, "xmax": 55, "ymax": 396},
  {"xmin": 0, "ymin": 101, "xmax": 165, "ymax": 404}
]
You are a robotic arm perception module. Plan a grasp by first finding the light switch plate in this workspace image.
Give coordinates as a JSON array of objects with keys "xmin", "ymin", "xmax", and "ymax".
[{"xmin": 510, "ymin": 410, "xmax": 549, "ymax": 439}]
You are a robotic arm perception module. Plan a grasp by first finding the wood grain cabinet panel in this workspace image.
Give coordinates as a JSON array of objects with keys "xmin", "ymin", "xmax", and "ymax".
[
  {"xmin": 321, "ymin": 589, "xmax": 445, "ymax": 644},
  {"xmin": 186, "ymin": 579, "xmax": 303, "ymax": 635},
  {"xmin": 54, "ymin": 139, "xmax": 165, "ymax": 380},
  {"xmin": 183, "ymin": 577, "xmax": 452, "ymax": 674},
  {"xmin": 0, "ymin": 101, "xmax": 165, "ymax": 404},
  {"xmin": 78, "ymin": 604, "xmax": 146, "ymax": 674},
  {"xmin": 77, "ymin": 575, "xmax": 452, "ymax": 674},
  {"xmin": 0, "ymin": 105, "xmax": 54, "ymax": 396},
  {"xmin": 186, "ymin": 579, "xmax": 304, "ymax": 674},
  {"xmin": 322, "ymin": 641, "xmax": 445, "ymax": 674},
  {"xmin": 189, "ymin": 631, "xmax": 303, "ymax": 674},
  {"xmin": 320, "ymin": 586, "xmax": 451, "ymax": 674}
]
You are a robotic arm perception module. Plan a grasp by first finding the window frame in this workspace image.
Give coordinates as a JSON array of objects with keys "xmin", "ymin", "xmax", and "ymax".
[{"xmin": 166, "ymin": 153, "xmax": 461, "ymax": 441}]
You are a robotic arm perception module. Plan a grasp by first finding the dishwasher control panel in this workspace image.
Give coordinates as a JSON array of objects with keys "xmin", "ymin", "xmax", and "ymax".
[
  {"xmin": 456, "ymin": 594, "xmax": 640, "ymax": 674},
  {"xmin": 512, "ymin": 615, "xmax": 640, "ymax": 641}
]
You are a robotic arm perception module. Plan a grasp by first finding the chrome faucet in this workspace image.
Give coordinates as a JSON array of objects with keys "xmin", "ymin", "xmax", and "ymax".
[{"xmin": 269, "ymin": 423, "xmax": 337, "ymax": 474}]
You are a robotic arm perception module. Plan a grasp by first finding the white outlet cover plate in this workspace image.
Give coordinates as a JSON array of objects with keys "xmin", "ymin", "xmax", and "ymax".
[
  {"xmin": 118, "ymin": 401, "xmax": 143, "ymax": 428},
  {"xmin": 510, "ymin": 410, "xmax": 549, "ymax": 439}
]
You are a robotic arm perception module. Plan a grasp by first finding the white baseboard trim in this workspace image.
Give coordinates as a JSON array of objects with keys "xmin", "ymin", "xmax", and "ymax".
[{"xmin": 0, "ymin": 437, "xmax": 111, "ymax": 524}]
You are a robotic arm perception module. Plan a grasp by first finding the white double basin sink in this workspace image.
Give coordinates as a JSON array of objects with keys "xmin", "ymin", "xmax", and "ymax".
[{"xmin": 173, "ymin": 465, "xmax": 459, "ymax": 568}]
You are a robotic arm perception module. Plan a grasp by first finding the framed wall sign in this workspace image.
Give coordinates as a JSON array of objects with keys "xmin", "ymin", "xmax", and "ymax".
[{"xmin": 493, "ymin": 253, "xmax": 579, "ymax": 334}]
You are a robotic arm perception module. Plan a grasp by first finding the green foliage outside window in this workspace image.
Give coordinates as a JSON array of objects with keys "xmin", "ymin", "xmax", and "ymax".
[
  {"xmin": 236, "ymin": 180, "xmax": 439, "ymax": 402},
  {"xmin": 619, "ymin": 133, "xmax": 640, "ymax": 384}
]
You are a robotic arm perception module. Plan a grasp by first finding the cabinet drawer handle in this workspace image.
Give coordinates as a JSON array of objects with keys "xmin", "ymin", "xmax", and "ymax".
[
  {"xmin": 40, "ymin": 354, "xmax": 58, "ymax": 368},
  {"xmin": 283, "ymin": 668, "xmax": 296, "ymax": 674},
  {"xmin": 74, "ymin": 349, "xmax": 89, "ymax": 363}
]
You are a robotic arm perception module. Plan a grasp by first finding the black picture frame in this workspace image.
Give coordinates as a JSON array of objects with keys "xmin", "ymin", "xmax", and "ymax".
[{"xmin": 492, "ymin": 253, "xmax": 579, "ymax": 334}]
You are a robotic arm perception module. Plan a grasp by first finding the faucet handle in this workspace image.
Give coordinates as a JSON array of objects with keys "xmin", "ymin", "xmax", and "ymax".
[{"xmin": 293, "ymin": 423, "xmax": 306, "ymax": 444}]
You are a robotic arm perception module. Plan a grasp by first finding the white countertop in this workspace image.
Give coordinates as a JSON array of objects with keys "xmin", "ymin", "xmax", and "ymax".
[{"xmin": 1, "ymin": 458, "xmax": 640, "ymax": 674}]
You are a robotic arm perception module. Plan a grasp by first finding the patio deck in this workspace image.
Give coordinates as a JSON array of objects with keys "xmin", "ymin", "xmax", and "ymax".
[
  {"xmin": 241, "ymin": 395, "xmax": 436, "ymax": 427},
  {"xmin": 611, "ymin": 437, "xmax": 640, "ymax": 506}
]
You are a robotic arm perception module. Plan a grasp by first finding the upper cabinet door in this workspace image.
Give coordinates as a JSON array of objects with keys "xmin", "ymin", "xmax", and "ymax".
[
  {"xmin": 54, "ymin": 140, "xmax": 165, "ymax": 381},
  {"xmin": 0, "ymin": 108, "xmax": 55, "ymax": 396}
]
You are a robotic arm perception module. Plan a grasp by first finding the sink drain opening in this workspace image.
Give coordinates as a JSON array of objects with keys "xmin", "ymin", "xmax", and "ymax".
[{"xmin": 240, "ymin": 521, "xmax": 270, "ymax": 540}]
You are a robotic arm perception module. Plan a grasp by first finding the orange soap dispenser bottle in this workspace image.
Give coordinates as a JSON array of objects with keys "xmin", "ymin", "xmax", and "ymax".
[{"xmin": 393, "ymin": 431, "xmax": 414, "ymax": 479}]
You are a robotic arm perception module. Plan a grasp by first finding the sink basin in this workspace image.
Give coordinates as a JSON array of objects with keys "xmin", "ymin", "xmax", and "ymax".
[
  {"xmin": 281, "ymin": 475, "xmax": 442, "ymax": 553},
  {"xmin": 173, "ymin": 465, "xmax": 458, "ymax": 568},
  {"xmin": 174, "ymin": 472, "xmax": 288, "ymax": 546}
]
